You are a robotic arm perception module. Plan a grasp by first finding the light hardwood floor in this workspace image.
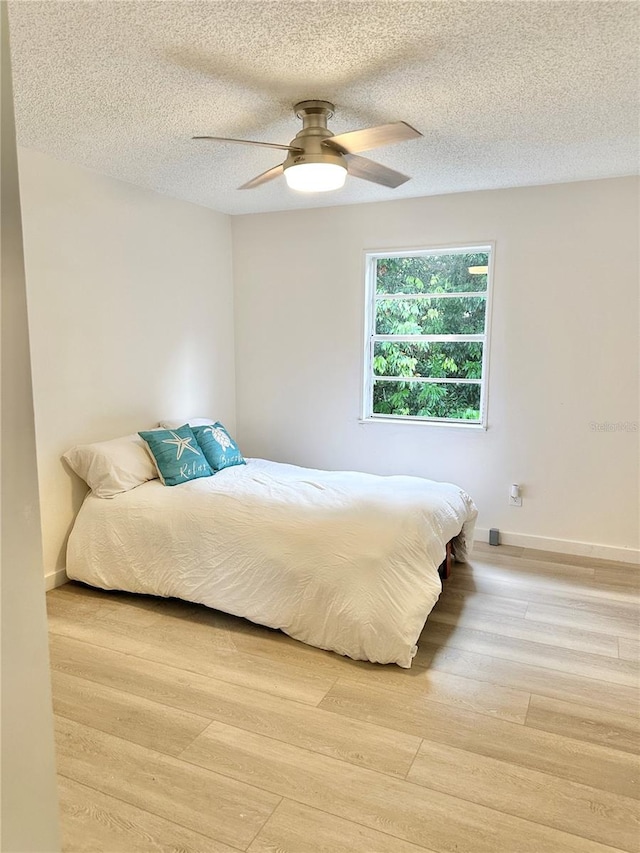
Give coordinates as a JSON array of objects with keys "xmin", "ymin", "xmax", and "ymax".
[{"xmin": 46, "ymin": 544, "xmax": 640, "ymax": 853}]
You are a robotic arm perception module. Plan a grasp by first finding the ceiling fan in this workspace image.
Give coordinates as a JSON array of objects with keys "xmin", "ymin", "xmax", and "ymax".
[{"xmin": 193, "ymin": 100, "xmax": 422, "ymax": 193}]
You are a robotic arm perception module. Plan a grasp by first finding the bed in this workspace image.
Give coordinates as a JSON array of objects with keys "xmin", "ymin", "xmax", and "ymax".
[{"xmin": 66, "ymin": 456, "xmax": 477, "ymax": 668}]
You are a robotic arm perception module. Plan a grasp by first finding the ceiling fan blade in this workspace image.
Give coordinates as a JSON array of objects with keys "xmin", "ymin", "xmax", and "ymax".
[
  {"xmin": 345, "ymin": 154, "xmax": 410, "ymax": 189},
  {"xmin": 324, "ymin": 121, "xmax": 422, "ymax": 154},
  {"xmin": 193, "ymin": 135, "xmax": 302, "ymax": 153},
  {"xmin": 239, "ymin": 163, "xmax": 284, "ymax": 190}
]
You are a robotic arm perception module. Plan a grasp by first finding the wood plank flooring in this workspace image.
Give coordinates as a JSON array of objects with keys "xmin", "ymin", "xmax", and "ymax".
[{"xmin": 46, "ymin": 545, "xmax": 640, "ymax": 853}]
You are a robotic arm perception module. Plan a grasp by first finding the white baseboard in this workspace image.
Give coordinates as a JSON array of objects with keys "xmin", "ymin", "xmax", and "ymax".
[
  {"xmin": 474, "ymin": 528, "xmax": 639, "ymax": 565},
  {"xmin": 44, "ymin": 568, "xmax": 68, "ymax": 591}
]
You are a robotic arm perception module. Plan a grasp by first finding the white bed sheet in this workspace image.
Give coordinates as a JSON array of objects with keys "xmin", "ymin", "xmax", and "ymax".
[{"xmin": 66, "ymin": 458, "xmax": 477, "ymax": 667}]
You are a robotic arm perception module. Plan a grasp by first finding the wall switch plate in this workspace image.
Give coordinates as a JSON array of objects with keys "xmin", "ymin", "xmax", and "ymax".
[{"xmin": 509, "ymin": 495, "xmax": 523, "ymax": 507}]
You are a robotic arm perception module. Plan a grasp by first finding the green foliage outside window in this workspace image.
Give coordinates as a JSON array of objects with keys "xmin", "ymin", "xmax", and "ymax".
[{"xmin": 371, "ymin": 252, "xmax": 489, "ymax": 422}]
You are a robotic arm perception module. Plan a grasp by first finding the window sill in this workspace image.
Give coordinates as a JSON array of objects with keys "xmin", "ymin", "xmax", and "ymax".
[{"xmin": 359, "ymin": 416, "xmax": 487, "ymax": 430}]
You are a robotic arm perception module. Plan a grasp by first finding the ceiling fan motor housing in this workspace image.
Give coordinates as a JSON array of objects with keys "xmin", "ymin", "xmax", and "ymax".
[{"xmin": 284, "ymin": 100, "xmax": 347, "ymax": 172}]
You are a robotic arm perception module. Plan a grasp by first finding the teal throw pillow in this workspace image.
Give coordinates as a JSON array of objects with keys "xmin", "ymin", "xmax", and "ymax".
[
  {"xmin": 192, "ymin": 423, "xmax": 245, "ymax": 471},
  {"xmin": 138, "ymin": 425, "xmax": 213, "ymax": 486}
]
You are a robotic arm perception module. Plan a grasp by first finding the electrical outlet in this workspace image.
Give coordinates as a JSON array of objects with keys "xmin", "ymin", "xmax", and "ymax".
[{"xmin": 509, "ymin": 484, "xmax": 522, "ymax": 507}]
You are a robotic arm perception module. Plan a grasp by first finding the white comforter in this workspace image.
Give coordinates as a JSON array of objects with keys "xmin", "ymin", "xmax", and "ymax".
[{"xmin": 67, "ymin": 459, "xmax": 477, "ymax": 667}]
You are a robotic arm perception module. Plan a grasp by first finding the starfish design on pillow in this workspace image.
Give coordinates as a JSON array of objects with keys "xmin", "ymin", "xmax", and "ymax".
[
  {"xmin": 162, "ymin": 431, "xmax": 201, "ymax": 460},
  {"xmin": 205, "ymin": 425, "xmax": 232, "ymax": 450}
]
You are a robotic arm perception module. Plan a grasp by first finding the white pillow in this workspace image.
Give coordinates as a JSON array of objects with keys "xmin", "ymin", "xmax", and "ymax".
[
  {"xmin": 158, "ymin": 417, "xmax": 215, "ymax": 429},
  {"xmin": 63, "ymin": 434, "xmax": 158, "ymax": 498}
]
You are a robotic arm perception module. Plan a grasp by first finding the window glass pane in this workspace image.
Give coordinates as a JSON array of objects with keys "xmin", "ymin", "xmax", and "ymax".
[
  {"xmin": 375, "ymin": 296, "xmax": 486, "ymax": 335},
  {"xmin": 373, "ymin": 341, "xmax": 483, "ymax": 380},
  {"xmin": 376, "ymin": 253, "xmax": 488, "ymax": 296},
  {"xmin": 372, "ymin": 380, "xmax": 481, "ymax": 421}
]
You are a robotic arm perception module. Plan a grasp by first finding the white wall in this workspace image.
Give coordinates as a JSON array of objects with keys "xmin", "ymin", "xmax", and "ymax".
[
  {"xmin": 1, "ymin": 3, "xmax": 60, "ymax": 848},
  {"xmin": 18, "ymin": 149, "xmax": 235, "ymax": 580},
  {"xmin": 232, "ymin": 177, "xmax": 639, "ymax": 560}
]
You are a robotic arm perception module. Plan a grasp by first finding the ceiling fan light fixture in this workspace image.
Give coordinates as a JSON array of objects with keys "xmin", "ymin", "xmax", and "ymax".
[
  {"xmin": 195, "ymin": 98, "xmax": 422, "ymax": 192},
  {"xmin": 284, "ymin": 161, "xmax": 347, "ymax": 193}
]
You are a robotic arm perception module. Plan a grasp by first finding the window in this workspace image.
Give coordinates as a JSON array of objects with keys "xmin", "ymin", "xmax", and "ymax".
[{"xmin": 363, "ymin": 246, "xmax": 492, "ymax": 426}]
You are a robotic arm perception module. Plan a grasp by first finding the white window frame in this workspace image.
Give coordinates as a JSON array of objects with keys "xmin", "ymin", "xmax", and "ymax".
[{"xmin": 361, "ymin": 243, "xmax": 494, "ymax": 428}]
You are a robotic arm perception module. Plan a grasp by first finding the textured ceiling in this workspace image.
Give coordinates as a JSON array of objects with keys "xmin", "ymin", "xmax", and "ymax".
[{"xmin": 7, "ymin": 0, "xmax": 639, "ymax": 215}]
